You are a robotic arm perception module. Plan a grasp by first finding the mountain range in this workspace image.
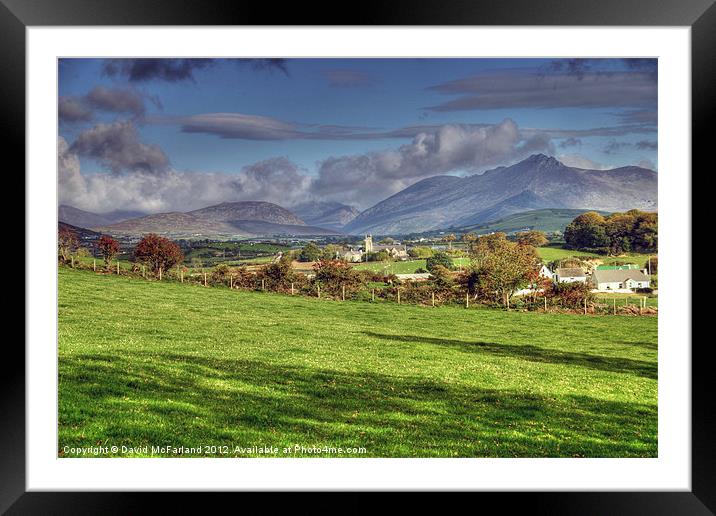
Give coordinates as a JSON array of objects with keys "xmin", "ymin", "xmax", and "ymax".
[
  {"xmin": 343, "ymin": 154, "xmax": 657, "ymax": 235},
  {"xmin": 59, "ymin": 155, "xmax": 657, "ymax": 238},
  {"xmin": 87, "ymin": 201, "xmax": 340, "ymax": 237}
]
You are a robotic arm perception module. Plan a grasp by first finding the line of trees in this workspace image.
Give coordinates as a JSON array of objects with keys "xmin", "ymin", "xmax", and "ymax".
[{"xmin": 564, "ymin": 209, "xmax": 657, "ymax": 254}]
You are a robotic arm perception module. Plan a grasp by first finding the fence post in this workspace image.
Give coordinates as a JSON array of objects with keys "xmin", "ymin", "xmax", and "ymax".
[
  {"xmin": 397, "ymin": 288, "xmax": 401, "ymax": 305},
  {"xmin": 93, "ymin": 259, "xmax": 96, "ymax": 271},
  {"xmin": 465, "ymin": 292, "xmax": 469, "ymax": 309},
  {"xmin": 432, "ymin": 291, "xmax": 435, "ymax": 307},
  {"xmin": 584, "ymin": 297, "xmax": 587, "ymax": 315},
  {"xmin": 317, "ymin": 285, "xmax": 321, "ymax": 298},
  {"xmin": 230, "ymin": 275, "xmax": 234, "ymax": 289},
  {"xmin": 613, "ymin": 298, "xmax": 616, "ymax": 315},
  {"xmin": 159, "ymin": 267, "xmax": 162, "ymax": 281},
  {"xmin": 261, "ymin": 278, "xmax": 265, "ymax": 291},
  {"xmin": 544, "ymin": 296, "xmax": 547, "ymax": 311},
  {"xmin": 372, "ymin": 288, "xmax": 375, "ymax": 302},
  {"xmin": 291, "ymin": 282, "xmax": 294, "ymax": 295},
  {"xmin": 180, "ymin": 269, "xmax": 184, "ymax": 283},
  {"xmin": 116, "ymin": 261, "xmax": 120, "ymax": 274},
  {"xmin": 142, "ymin": 265, "xmax": 146, "ymax": 278},
  {"xmin": 204, "ymin": 272, "xmax": 207, "ymax": 287},
  {"xmin": 71, "ymin": 256, "xmax": 74, "ymax": 268},
  {"xmin": 342, "ymin": 285, "xmax": 346, "ymax": 301}
]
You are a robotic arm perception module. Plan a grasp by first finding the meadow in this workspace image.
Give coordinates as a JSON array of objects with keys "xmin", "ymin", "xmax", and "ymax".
[
  {"xmin": 353, "ymin": 257, "xmax": 471, "ymax": 274},
  {"xmin": 58, "ymin": 267, "xmax": 657, "ymax": 458},
  {"xmin": 536, "ymin": 244, "xmax": 652, "ymax": 266}
]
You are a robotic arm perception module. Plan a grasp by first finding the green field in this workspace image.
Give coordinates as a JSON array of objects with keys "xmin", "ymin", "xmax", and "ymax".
[
  {"xmin": 353, "ymin": 257, "xmax": 471, "ymax": 275},
  {"xmin": 536, "ymin": 245, "xmax": 651, "ymax": 266},
  {"xmin": 58, "ymin": 267, "xmax": 657, "ymax": 458},
  {"xmin": 457, "ymin": 208, "xmax": 610, "ymax": 235}
]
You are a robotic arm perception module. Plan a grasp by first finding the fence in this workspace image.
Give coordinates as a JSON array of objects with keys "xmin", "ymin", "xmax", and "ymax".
[{"xmin": 61, "ymin": 259, "xmax": 657, "ymax": 317}]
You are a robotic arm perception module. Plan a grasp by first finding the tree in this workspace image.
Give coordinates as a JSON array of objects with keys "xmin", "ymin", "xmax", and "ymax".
[
  {"xmin": 133, "ymin": 234, "xmax": 184, "ymax": 273},
  {"xmin": 516, "ymin": 230, "xmax": 548, "ymax": 248},
  {"xmin": 298, "ymin": 242, "xmax": 322, "ymax": 262},
  {"xmin": 564, "ymin": 212, "xmax": 609, "ymax": 251},
  {"xmin": 321, "ymin": 244, "xmax": 342, "ymax": 261},
  {"xmin": 58, "ymin": 227, "xmax": 79, "ymax": 262},
  {"xmin": 258, "ymin": 254, "xmax": 300, "ymax": 291},
  {"xmin": 466, "ymin": 233, "xmax": 539, "ymax": 307},
  {"xmin": 97, "ymin": 235, "xmax": 119, "ymax": 268},
  {"xmin": 379, "ymin": 237, "xmax": 395, "ymax": 245},
  {"xmin": 442, "ymin": 233, "xmax": 456, "ymax": 250},
  {"xmin": 408, "ymin": 246, "xmax": 434, "ymax": 259},
  {"xmin": 426, "ymin": 251, "xmax": 453, "ymax": 272},
  {"xmin": 312, "ymin": 259, "xmax": 365, "ymax": 298}
]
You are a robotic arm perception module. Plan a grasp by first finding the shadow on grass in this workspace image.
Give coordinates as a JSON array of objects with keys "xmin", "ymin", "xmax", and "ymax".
[
  {"xmin": 58, "ymin": 351, "xmax": 657, "ymax": 458},
  {"xmin": 363, "ymin": 332, "xmax": 657, "ymax": 380}
]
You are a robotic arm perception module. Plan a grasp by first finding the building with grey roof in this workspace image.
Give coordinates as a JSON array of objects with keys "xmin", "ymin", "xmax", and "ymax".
[{"xmin": 591, "ymin": 269, "xmax": 650, "ymax": 291}]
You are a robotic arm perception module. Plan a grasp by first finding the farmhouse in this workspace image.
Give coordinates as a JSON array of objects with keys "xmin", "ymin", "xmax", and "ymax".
[
  {"xmin": 364, "ymin": 234, "xmax": 409, "ymax": 260},
  {"xmin": 554, "ymin": 267, "xmax": 587, "ymax": 283},
  {"xmin": 591, "ymin": 269, "xmax": 650, "ymax": 292}
]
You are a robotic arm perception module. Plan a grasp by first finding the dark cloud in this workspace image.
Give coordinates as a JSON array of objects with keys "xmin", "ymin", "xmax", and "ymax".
[
  {"xmin": 602, "ymin": 140, "xmax": 631, "ymax": 155},
  {"xmin": 636, "ymin": 140, "xmax": 658, "ymax": 150},
  {"xmin": 102, "ymin": 58, "xmax": 216, "ymax": 83},
  {"xmin": 175, "ymin": 112, "xmax": 393, "ymax": 141},
  {"xmin": 425, "ymin": 70, "xmax": 657, "ymax": 112},
  {"xmin": 58, "ymin": 86, "xmax": 154, "ymax": 123},
  {"xmin": 69, "ymin": 121, "xmax": 170, "ymax": 173},
  {"xmin": 559, "ymin": 137, "xmax": 582, "ymax": 148},
  {"xmin": 58, "ymin": 96, "xmax": 93, "ymax": 123},
  {"xmin": 85, "ymin": 86, "xmax": 147, "ymax": 117},
  {"xmin": 101, "ymin": 58, "xmax": 288, "ymax": 83},
  {"xmin": 243, "ymin": 58, "xmax": 289, "ymax": 75},
  {"xmin": 322, "ymin": 70, "xmax": 375, "ymax": 88},
  {"xmin": 602, "ymin": 139, "xmax": 658, "ymax": 154}
]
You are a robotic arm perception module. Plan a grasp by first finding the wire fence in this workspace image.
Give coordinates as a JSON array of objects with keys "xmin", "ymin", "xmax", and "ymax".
[{"xmin": 62, "ymin": 259, "xmax": 658, "ymax": 316}]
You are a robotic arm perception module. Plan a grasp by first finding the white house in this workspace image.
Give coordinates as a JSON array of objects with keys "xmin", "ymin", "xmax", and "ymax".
[
  {"xmin": 538, "ymin": 265, "xmax": 554, "ymax": 280},
  {"xmin": 554, "ymin": 267, "xmax": 587, "ymax": 283},
  {"xmin": 591, "ymin": 269, "xmax": 650, "ymax": 292},
  {"xmin": 342, "ymin": 250, "xmax": 364, "ymax": 262}
]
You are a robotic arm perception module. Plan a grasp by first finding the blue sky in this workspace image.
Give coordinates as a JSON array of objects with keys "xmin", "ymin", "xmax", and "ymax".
[{"xmin": 58, "ymin": 58, "xmax": 657, "ymax": 212}]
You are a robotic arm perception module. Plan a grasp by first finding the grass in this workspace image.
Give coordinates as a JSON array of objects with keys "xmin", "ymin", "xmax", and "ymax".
[{"xmin": 58, "ymin": 267, "xmax": 657, "ymax": 458}]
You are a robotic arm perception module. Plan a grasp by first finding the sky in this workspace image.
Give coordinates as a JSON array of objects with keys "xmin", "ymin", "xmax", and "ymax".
[{"xmin": 58, "ymin": 58, "xmax": 658, "ymax": 213}]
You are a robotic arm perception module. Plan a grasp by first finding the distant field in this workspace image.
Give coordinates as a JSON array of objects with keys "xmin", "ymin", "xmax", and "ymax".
[
  {"xmin": 353, "ymin": 258, "xmax": 471, "ymax": 275},
  {"xmin": 456, "ymin": 208, "xmax": 610, "ymax": 235},
  {"xmin": 58, "ymin": 267, "xmax": 657, "ymax": 458},
  {"xmin": 536, "ymin": 245, "xmax": 652, "ymax": 266}
]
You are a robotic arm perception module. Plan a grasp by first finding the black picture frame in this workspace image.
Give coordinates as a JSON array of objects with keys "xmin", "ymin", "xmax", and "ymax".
[{"xmin": 5, "ymin": 0, "xmax": 712, "ymax": 511}]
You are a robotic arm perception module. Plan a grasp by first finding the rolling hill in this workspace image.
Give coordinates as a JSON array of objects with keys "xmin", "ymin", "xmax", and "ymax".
[
  {"xmin": 344, "ymin": 154, "xmax": 657, "ymax": 235},
  {"xmin": 93, "ymin": 201, "xmax": 340, "ymax": 237},
  {"xmin": 58, "ymin": 205, "xmax": 146, "ymax": 228}
]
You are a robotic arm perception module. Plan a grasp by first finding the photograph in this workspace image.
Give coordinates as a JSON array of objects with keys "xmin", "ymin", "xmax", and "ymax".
[{"xmin": 56, "ymin": 57, "xmax": 658, "ymax": 459}]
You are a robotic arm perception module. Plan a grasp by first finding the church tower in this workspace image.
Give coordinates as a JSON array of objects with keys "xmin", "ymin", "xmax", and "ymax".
[{"xmin": 364, "ymin": 234, "xmax": 373, "ymax": 253}]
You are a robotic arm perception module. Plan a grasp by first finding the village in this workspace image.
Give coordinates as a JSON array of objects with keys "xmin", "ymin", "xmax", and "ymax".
[{"xmin": 307, "ymin": 234, "xmax": 655, "ymax": 295}]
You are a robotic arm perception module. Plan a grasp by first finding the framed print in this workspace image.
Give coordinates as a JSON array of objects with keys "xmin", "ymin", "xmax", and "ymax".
[{"xmin": 5, "ymin": 0, "xmax": 714, "ymax": 511}]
